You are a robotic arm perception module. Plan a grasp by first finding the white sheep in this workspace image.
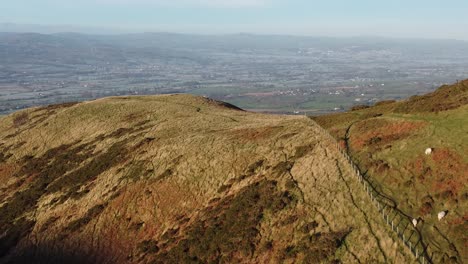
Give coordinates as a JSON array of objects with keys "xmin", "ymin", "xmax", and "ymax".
[
  {"xmin": 412, "ymin": 218, "xmax": 418, "ymax": 227},
  {"xmin": 438, "ymin": 211, "xmax": 447, "ymax": 221},
  {"xmin": 425, "ymin": 148, "xmax": 433, "ymax": 155}
]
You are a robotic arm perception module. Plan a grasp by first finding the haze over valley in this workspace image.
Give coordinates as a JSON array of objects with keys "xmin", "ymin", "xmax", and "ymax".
[{"xmin": 1, "ymin": 31, "xmax": 468, "ymax": 115}]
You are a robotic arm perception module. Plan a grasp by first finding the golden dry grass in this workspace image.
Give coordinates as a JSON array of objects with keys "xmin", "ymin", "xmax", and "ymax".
[{"xmin": 0, "ymin": 94, "xmax": 414, "ymax": 263}]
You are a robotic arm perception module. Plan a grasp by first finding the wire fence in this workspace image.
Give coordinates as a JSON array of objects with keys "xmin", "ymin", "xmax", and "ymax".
[{"xmin": 314, "ymin": 124, "xmax": 432, "ymax": 264}]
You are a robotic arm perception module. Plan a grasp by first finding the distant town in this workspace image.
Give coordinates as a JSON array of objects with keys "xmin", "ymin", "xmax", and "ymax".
[{"xmin": 1, "ymin": 33, "xmax": 467, "ymax": 115}]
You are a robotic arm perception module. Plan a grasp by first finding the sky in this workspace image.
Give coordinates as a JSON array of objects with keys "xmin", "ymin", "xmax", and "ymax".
[{"xmin": 1, "ymin": 0, "xmax": 468, "ymax": 39}]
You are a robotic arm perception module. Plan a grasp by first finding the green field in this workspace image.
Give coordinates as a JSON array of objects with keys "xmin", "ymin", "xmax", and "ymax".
[{"xmin": 312, "ymin": 80, "xmax": 468, "ymax": 263}]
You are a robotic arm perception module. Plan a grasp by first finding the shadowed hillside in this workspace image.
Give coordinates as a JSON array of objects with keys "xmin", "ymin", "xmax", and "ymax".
[
  {"xmin": 0, "ymin": 94, "xmax": 414, "ymax": 263},
  {"xmin": 312, "ymin": 80, "xmax": 468, "ymax": 263}
]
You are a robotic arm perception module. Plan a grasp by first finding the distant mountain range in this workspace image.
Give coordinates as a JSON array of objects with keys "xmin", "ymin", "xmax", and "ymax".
[
  {"xmin": 2, "ymin": 29, "xmax": 468, "ymax": 52},
  {"xmin": 0, "ymin": 23, "xmax": 127, "ymax": 35},
  {"xmin": 2, "ymin": 22, "xmax": 468, "ymax": 42}
]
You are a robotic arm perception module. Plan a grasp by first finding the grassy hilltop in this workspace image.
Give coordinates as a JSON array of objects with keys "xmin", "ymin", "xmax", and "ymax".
[
  {"xmin": 0, "ymin": 94, "xmax": 415, "ymax": 263},
  {"xmin": 313, "ymin": 80, "xmax": 468, "ymax": 263}
]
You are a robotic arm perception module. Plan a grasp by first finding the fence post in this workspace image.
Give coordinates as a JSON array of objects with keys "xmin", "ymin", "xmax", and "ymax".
[{"xmin": 317, "ymin": 125, "xmax": 426, "ymax": 264}]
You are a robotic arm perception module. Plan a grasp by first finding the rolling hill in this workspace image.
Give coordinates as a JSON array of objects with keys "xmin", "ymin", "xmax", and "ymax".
[
  {"xmin": 313, "ymin": 80, "xmax": 468, "ymax": 263},
  {"xmin": 0, "ymin": 94, "xmax": 415, "ymax": 263}
]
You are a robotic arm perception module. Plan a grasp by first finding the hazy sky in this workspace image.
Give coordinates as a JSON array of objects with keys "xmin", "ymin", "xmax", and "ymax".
[{"xmin": 2, "ymin": 0, "xmax": 468, "ymax": 39}]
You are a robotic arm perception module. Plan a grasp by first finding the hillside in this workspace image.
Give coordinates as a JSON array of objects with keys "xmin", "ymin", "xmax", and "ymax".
[
  {"xmin": 313, "ymin": 80, "xmax": 468, "ymax": 263},
  {"xmin": 0, "ymin": 94, "xmax": 415, "ymax": 263}
]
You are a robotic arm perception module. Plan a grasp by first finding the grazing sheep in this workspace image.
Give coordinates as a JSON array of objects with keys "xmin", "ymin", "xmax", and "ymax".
[
  {"xmin": 438, "ymin": 211, "xmax": 447, "ymax": 221},
  {"xmin": 412, "ymin": 218, "xmax": 418, "ymax": 227},
  {"xmin": 425, "ymin": 148, "xmax": 433, "ymax": 155}
]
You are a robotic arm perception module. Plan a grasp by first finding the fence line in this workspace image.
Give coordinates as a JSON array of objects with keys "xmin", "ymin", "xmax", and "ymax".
[{"xmin": 313, "ymin": 124, "xmax": 432, "ymax": 264}]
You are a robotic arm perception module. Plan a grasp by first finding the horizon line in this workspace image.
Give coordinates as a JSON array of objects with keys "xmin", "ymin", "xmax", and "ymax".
[{"xmin": 1, "ymin": 24, "xmax": 468, "ymax": 43}]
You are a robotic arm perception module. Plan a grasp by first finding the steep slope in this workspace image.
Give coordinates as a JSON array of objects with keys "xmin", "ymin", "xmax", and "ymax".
[
  {"xmin": 313, "ymin": 80, "xmax": 468, "ymax": 263},
  {"xmin": 0, "ymin": 94, "xmax": 414, "ymax": 263}
]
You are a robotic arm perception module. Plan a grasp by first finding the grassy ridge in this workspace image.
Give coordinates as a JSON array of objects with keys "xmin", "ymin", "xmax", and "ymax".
[{"xmin": 0, "ymin": 94, "xmax": 413, "ymax": 263}]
